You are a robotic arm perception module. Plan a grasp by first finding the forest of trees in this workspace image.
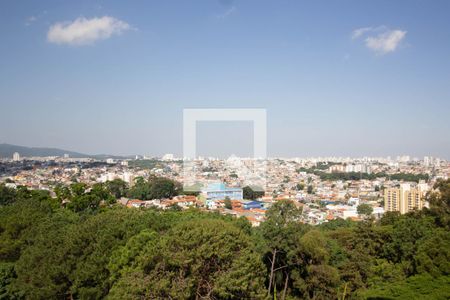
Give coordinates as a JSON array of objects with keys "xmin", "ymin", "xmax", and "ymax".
[
  {"xmin": 0, "ymin": 179, "xmax": 449, "ymax": 299},
  {"xmin": 296, "ymin": 167, "xmax": 430, "ymax": 183}
]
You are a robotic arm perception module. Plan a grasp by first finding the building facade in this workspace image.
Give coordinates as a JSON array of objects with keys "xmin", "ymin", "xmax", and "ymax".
[
  {"xmin": 203, "ymin": 183, "xmax": 243, "ymax": 201},
  {"xmin": 12, "ymin": 152, "xmax": 20, "ymax": 161},
  {"xmin": 384, "ymin": 182, "xmax": 429, "ymax": 214}
]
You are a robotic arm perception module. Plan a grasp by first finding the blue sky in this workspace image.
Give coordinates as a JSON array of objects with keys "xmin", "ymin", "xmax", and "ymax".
[{"xmin": 0, "ymin": 0, "xmax": 449, "ymax": 158}]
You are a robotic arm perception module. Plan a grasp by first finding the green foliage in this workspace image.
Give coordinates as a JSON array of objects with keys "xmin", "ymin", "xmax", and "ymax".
[
  {"xmin": 319, "ymin": 218, "xmax": 355, "ymax": 231},
  {"xmin": 380, "ymin": 211, "xmax": 401, "ymax": 226},
  {"xmin": 297, "ymin": 167, "xmax": 429, "ymax": 182},
  {"xmin": 106, "ymin": 179, "xmax": 128, "ymax": 199},
  {"xmin": 382, "ymin": 215, "xmax": 434, "ymax": 274},
  {"xmin": 0, "ymin": 198, "xmax": 53, "ymax": 262},
  {"xmin": 357, "ymin": 203, "xmax": 374, "ymax": 217},
  {"xmin": 109, "ymin": 219, "xmax": 266, "ymax": 299},
  {"xmin": 107, "ymin": 229, "xmax": 158, "ymax": 284},
  {"xmin": 0, "ymin": 179, "xmax": 449, "ymax": 299},
  {"xmin": 296, "ymin": 183, "xmax": 305, "ymax": 191},
  {"xmin": 0, "ymin": 184, "xmax": 17, "ymax": 206},
  {"xmin": 127, "ymin": 159, "xmax": 165, "ymax": 169},
  {"xmin": 414, "ymin": 229, "xmax": 450, "ymax": 277},
  {"xmin": 427, "ymin": 179, "xmax": 450, "ymax": 228},
  {"xmin": 224, "ymin": 197, "xmax": 232, "ymax": 209},
  {"xmin": 0, "ymin": 262, "xmax": 16, "ymax": 299},
  {"xmin": 361, "ymin": 274, "xmax": 450, "ymax": 300},
  {"xmin": 243, "ymin": 185, "xmax": 265, "ymax": 200},
  {"xmin": 128, "ymin": 176, "xmax": 181, "ymax": 200}
]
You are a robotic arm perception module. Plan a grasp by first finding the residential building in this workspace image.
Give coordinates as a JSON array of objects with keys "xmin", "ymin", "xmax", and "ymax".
[
  {"xmin": 203, "ymin": 183, "xmax": 243, "ymax": 201},
  {"xmin": 13, "ymin": 152, "xmax": 20, "ymax": 161},
  {"xmin": 384, "ymin": 183, "xmax": 429, "ymax": 214}
]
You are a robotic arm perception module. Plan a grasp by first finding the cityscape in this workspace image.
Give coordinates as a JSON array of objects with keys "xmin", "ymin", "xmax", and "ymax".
[
  {"xmin": 1, "ymin": 150, "xmax": 447, "ymax": 227},
  {"xmin": 1, "ymin": 0, "xmax": 450, "ymax": 299}
]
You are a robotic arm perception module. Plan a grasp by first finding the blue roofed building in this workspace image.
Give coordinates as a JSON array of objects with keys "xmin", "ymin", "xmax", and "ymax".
[
  {"xmin": 242, "ymin": 200, "xmax": 263, "ymax": 210},
  {"xmin": 203, "ymin": 183, "xmax": 243, "ymax": 201}
]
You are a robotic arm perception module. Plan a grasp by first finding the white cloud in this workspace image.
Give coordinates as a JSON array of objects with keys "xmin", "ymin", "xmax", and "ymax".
[
  {"xmin": 25, "ymin": 15, "xmax": 38, "ymax": 26},
  {"xmin": 47, "ymin": 16, "xmax": 131, "ymax": 46},
  {"xmin": 216, "ymin": 6, "xmax": 236, "ymax": 19},
  {"xmin": 365, "ymin": 30, "xmax": 407, "ymax": 54},
  {"xmin": 351, "ymin": 26, "xmax": 407, "ymax": 55},
  {"xmin": 351, "ymin": 27, "xmax": 372, "ymax": 39}
]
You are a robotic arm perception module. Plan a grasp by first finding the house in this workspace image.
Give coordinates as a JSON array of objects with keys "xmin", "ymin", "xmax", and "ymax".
[
  {"xmin": 126, "ymin": 199, "xmax": 145, "ymax": 208},
  {"xmin": 242, "ymin": 200, "xmax": 263, "ymax": 210},
  {"xmin": 165, "ymin": 195, "xmax": 198, "ymax": 209}
]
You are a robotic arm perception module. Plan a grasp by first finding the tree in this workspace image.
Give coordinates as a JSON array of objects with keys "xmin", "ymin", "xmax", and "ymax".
[
  {"xmin": 414, "ymin": 229, "xmax": 450, "ymax": 277},
  {"xmin": 382, "ymin": 216, "xmax": 433, "ymax": 275},
  {"xmin": 0, "ymin": 184, "xmax": 17, "ymax": 206},
  {"xmin": 357, "ymin": 204, "xmax": 373, "ymax": 218},
  {"xmin": 127, "ymin": 177, "xmax": 150, "ymax": 200},
  {"xmin": 2, "ymin": 183, "xmax": 450, "ymax": 300},
  {"xmin": 260, "ymin": 200, "xmax": 304, "ymax": 298},
  {"xmin": 66, "ymin": 183, "xmax": 109, "ymax": 213},
  {"xmin": 0, "ymin": 263, "xmax": 15, "ymax": 298},
  {"xmin": 148, "ymin": 176, "xmax": 181, "ymax": 199},
  {"xmin": 54, "ymin": 184, "xmax": 71, "ymax": 203},
  {"xmin": 10, "ymin": 209, "xmax": 79, "ymax": 299},
  {"xmin": 224, "ymin": 197, "xmax": 232, "ymax": 209},
  {"xmin": 287, "ymin": 230, "xmax": 340, "ymax": 298},
  {"xmin": 108, "ymin": 229, "xmax": 158, "ymax": 284},
  {"xmin": 106, "ymin": 179, "xmax": 128, "ymax": 199},
  {"xmin": 128, "ymin": 176, "xmax": 181, "ymax": 200},
  {"xmin": 109, "ymin": 219, "xmax": 266, "ymax": 299},
  {"xmin": 361, "ymin": 273, "xmax": 450, "ymax": 299},
  {"xmin": 380, "ymin": 211, "xmax": 401, "ymax": 226},
  {"xmin": 427, "ymin": 179, "xmax": 450, "ymax": 228},
  {"xmin": 0, "ymin": 198, "xmax": 52, "ymax": 262},
  {"xmin": 91, "ymin": 182, "xmax": 116, "ymax": 205},
  {"xmin": 307, "ymin": 185, "xmax": 313, "ymax": 194},
  {"xmin": 296, "ymin": 183, "xmax": 305, "ymax": 191},
  {"xmin": 243, "ymin": 186, "xmax": 265, "ymax": 200},
  {"xmin": 70, "ymin": 183, "xmax": 87, "ymax": 197}
]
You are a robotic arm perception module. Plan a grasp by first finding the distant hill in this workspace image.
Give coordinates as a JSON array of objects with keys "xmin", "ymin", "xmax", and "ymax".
[{"xmin": 0, "ymin": 143, "xmax": 126, "ymax": 159}]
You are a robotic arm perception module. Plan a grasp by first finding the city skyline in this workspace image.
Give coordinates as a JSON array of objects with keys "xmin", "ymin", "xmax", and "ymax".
[
  {"xmin": 1, "ymin": 0, "xmax": 449, "ymax": 158},
  {"xmin": 0, "ymin": 141, "xmax": 447, "ymax": 162}
]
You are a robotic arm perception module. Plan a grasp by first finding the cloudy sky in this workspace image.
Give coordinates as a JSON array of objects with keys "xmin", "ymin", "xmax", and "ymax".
[{"xmin": 0, "ymin": 0, "xmax": 449, "ymax": 158}]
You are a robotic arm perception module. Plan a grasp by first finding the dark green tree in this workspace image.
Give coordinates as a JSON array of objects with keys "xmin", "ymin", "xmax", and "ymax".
[
  {"xmin": 224, "ymin": 196, "xmax": 232, "ymax": 209},
  {"xmin": 109, "ymin": 219, "xmax": 266, "ymax": 299},
  {"xmin": 106, "ymin": 179, "xmax": 129, "ymax": 199},
  {"xmin": 243, "ymin": 186, "xmax": 265, "ymax": 200},
  {"xmin": 357, "ymin": 203, "xmax": 373, "ymax": 218}
]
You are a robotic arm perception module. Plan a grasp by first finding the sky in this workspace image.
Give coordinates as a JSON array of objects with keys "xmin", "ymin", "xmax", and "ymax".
[{"xmin": 0, "ymin": 0, "xmax": 449, "ymax": 159}]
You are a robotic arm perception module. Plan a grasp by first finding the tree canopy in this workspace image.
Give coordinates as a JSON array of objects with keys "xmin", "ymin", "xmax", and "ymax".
[{"xmin": 0, "ymin": 179, "xmax": 449, "ymax": 299}]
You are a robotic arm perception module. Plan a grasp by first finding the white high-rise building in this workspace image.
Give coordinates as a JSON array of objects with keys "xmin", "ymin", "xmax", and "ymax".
[
  {"xmin": 122, "ymin": 172, "xmax": 135, "ymax": 185},
  {"xmin": 162, "ymin": 153, "xmax": 175, "ymax": 161},
  {"xmin": 434, "ymin": 158, "xmax": 441, "ymax": 167},
  {"xmin": 12, "ymin": 152, "xmax": 20, "ymax": 161}
]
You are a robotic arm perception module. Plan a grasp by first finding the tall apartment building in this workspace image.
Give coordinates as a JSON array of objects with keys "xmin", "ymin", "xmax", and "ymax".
[
  {"xmin": 384, "ymin": 182, "xmax": 429, "ymax": 214},
  {"xmin": 12, "ymin": 152, "xmax": 20, "ymax": 162}
]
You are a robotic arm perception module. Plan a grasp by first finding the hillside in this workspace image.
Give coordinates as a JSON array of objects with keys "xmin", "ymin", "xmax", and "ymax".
[{"xmin": 0, "ymin": 143, "xmax": 125, "ymax": 159}]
